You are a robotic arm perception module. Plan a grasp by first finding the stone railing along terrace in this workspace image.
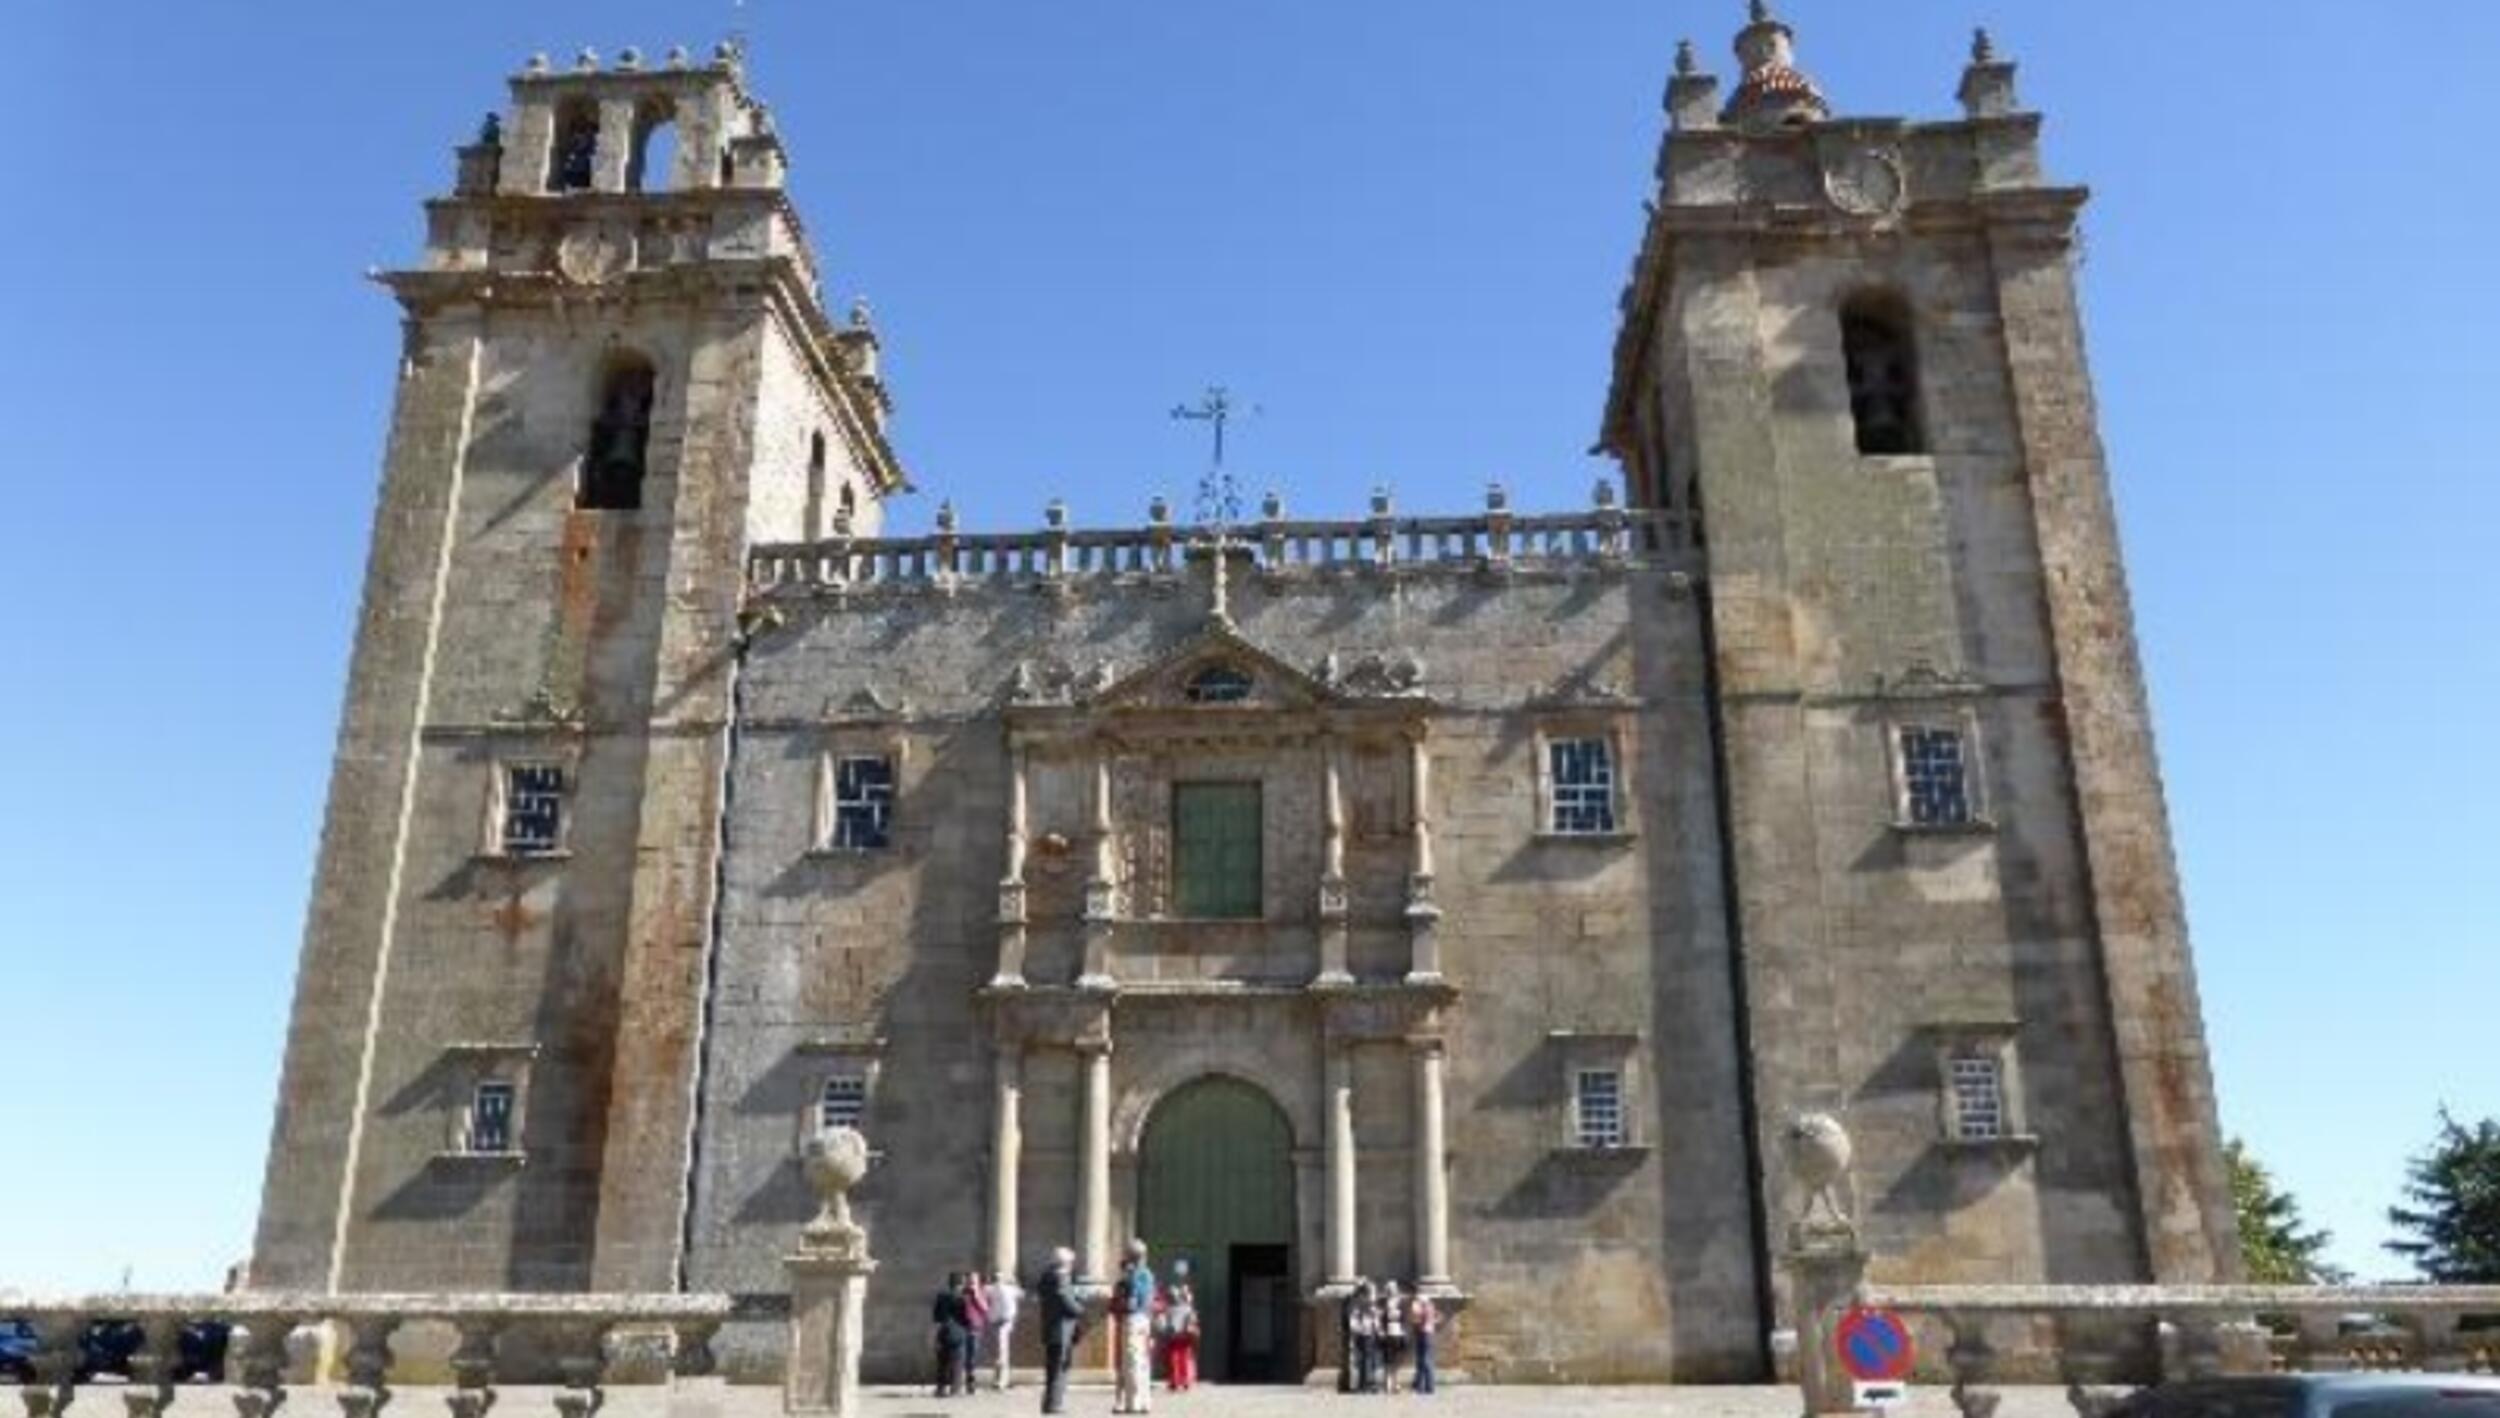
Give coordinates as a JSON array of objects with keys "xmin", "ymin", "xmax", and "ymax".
[
  {"xmin": 1, "ymin": 1292, "xmax": 729, "ymax": 1418},
  {"xmin": 748, "ymin": 484, "xmax": 1700, "ymax": 597}
]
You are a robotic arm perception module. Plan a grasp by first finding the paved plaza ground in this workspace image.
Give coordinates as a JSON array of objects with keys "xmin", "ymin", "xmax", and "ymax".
[{"xmin": 108, "ymin": 1385, "xmax": 2084, "ymax": 1418}]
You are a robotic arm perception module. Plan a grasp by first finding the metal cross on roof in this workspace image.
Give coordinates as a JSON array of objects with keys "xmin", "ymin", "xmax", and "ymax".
[{"xmin": 1171, "ymin": 385, "xmax": 1251, "ymax": 533}]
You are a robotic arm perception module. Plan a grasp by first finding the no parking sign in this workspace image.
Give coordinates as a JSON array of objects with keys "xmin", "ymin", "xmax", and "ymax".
[{"xmin": 1834, "ymin": 1306, "xmax": 1917, "ymax": 1384}]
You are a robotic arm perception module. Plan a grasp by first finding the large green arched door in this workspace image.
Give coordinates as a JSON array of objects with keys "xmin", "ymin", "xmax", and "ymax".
[{"xmin": 1137, "ymin": 1076, "xmax": 1296, "ymax": 1383}]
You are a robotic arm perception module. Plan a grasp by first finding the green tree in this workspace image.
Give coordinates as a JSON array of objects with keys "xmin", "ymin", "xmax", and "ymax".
[
  {"xmin": 2229, "ymin": 1137, "xmax": 2346, "ymax": 1284},
  {"xmin": 2387, "ymin": 1110, "xmax": 2500, "ymax": 1283}
]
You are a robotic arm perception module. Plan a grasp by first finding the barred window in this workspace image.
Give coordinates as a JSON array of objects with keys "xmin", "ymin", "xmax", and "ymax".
[
  {"xmin": 1185, "ymin": 664, "xmax": 1254, "ymax": 704},
  {"xmin": 1548, "ymin": 738, "xmax": 1618, "ymax": 835},
  {"xmin": 818, "ymin": 1075, "xmax": 867, "ymax": 1134},
  {"xmin": 1949, "ymin": 1056, "xmax": 2007, "ymax": 1141},
  {"xmin": 501, "ymin": 764, "xmax": 566, "ymax": 856},
  {"xmin": 1574, "ymin": 1070, "xmax": 1627, "ymax": 1149},
  {"xmin": 1898, "ymin": 725, "xmax": 1974, "ymax": 827},
  {"xmin": 832, "ymin": 755, "xmax": 895, "ymax": 851},
  {"xmin": 465, "ymin": 1082, "xmax": 517, "ymax": 1154}
]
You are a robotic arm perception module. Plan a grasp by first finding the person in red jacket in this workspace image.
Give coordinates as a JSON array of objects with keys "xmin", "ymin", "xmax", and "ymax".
[{"xmin": 1158, "ymin": 1259, "xmax": 1200, "ymax": 1391}]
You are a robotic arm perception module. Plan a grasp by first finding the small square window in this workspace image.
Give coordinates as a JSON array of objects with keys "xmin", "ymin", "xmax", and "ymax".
[
  {"xmin": 1948, "ymin": 1055, "xmax": 2006, "ymax": 1141},
  {"xmin": 1574, "ymin": 1069, "xmax": 1627, "ymax": 1149},
  {"xmin": 465, "ymin": 1081, "xmax": 517, "ymax": 1155},
  {"xmin": 818, "ymin": 1075, "xmax": 867, "ymax": 1134},
  {"xmin": 1897, "ymin": 724, "xmax": 1974, "ymax": 828},
  {"xmin": 500, "ymin": 764, "xmax": 566, "ymax": 856},
  {"xmin": 832, "ymin": 755, "xmax": 895, "ymax": 851},
  {"xmin": 1548, "ymin": 738, "xmax": 1619, "ymax": 836}
]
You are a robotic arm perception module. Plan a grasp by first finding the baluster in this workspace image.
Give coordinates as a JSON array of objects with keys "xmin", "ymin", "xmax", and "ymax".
[
  {"xmin": 2295, "ymin": 1312, "xmax": 2354, "ymax": 1373},
  {"xmin": 22, "ymin": 1313, "xmax": 88, "ymax": 1418},
  {"xmin": 442, "ymin": 1319, "xmax": 499, "ymax": 1418},
  {"xmin": 228, "ymin": 1314, "xmax": 296, "ymax": 1418},
  {"xmin": 335, "ymin": 1314, "xmax": 399, "ymax": 1418},
  {"xmin": 669, "ymin": 1319, "xmax": 722, "ymax": 1381},
  {"xmin": 1943, "ymin": 1311, "xmax": 2002, "ymax": 1418},
  {"xmin": 551, "ymin": 1321, "xmax": 611, "ymax": 1418},
  {"xmin": 2057, "ymin": 1313, "xmax": 2136, "ymax": 1418},
  {"xmin": 121, "ymin": 1317, "xmax": 183, "ymax": 1418}
]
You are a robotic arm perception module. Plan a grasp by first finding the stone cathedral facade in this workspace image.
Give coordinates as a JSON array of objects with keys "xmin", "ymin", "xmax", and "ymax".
[{"xmin": 252, "ymin": 10, "xmax": 2241, "ymax": 1385}]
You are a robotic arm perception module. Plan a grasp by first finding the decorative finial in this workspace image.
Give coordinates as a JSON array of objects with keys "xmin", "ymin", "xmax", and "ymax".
[
  {"xmin": 936, "ymin": 499, "xmax": 958, "ymax": 534},
  {"xmin": 1045, "ymin": 498, "xmax": 1069, "ymax": 531},
  {"xmin": 714, "ymin": 38, "xmax": 741, "ymax": 66},
  {"xmin": 617, "ymin": 45, "xmax": 644, "ymax": 72},
  {"xmin": 1971, "ymin": 27, "xmax": 1995, "ymax": 64},
  {"xmin": 524, "ymin": 52, "xmax": 550, "ymax": 76},
  {"xmin": 477, "ymin": 113, "xmax": 503, "ymax": 148},
  {"xmin": 1486, "ymin": 481, "xmax": 1509, "ymax": 513},
  {"xmin": 1261, "ymin": 489, "xmax": 1283, "ymax": 521},
  {"xmin": 1369, "ymin": 486, "xmax": 1393, "ymax": 518},
  {"xmin": 1593, "ymin": 478, "xmax": 1619, "ymax": 510},
  {"xmin": 848, "ymin": 297, "xmax": 875, "ymax": 330},
  {"xmin": 575, "ymin": 47, "xmax": 600, "ymax": 72},
  {"xmin": 1749, "ymin": 0, "xmax": 1772, "ymax": 23},
  {"xmin": 1675, "ymin": 39, "xmax": 1698, "ymax": 77},
  {"xmin": 1148, "ymin": 494, "xmax": 1171, "ymax": 525},
  {"xmin": 666, "ymin": 44, "xmax": 691, "ymax": 70}
]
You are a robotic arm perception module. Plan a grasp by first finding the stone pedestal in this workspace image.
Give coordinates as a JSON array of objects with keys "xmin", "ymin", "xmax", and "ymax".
[
  {"xmin": 785, "ymin": 1126, "xmax": 876, "ymax": 1417},
  {"xmin": 1787, "ymin": 1232, "xmax": 1869, "ymax": 1418}
]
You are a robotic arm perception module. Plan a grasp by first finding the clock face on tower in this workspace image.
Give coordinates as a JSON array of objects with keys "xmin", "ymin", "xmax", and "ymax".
[{"xmin": 1825, "ymin": 147, "xmax": 1906, "ymax": 218}]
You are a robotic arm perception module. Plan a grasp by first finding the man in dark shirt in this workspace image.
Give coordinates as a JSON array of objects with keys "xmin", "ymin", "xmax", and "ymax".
[
  {"xmin": 1036, "ymin": 1246, "xmax": 1084, "ymax": 1414},
  {"xmin": 932, "ymin": 1271, "xmax": 970, "ymax": 1397}
]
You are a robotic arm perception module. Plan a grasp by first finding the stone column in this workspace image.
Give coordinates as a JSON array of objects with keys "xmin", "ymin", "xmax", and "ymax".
[
  {"xmin": 1410, "ymin": 1037, "xmax": 1452, "ymax": 1287},
  {"xmin": 1317, "ymin": 736, "xmax": 1352, "ymax": 984},
  {"xmin": 995, "ymin": 744, "xmax": 1030, "ymax": 987},
  {"xmin": 1079, "ymin": 745, "xmax": 1118, "ymax": 991},
  {"xmin": 1325, "ymin": 1043, "xmax": 1358, "ymax": 1284},
  {"xmin": 1404, "ymin": 731, "xmax": 1444, "ymax": 982},
  {"xmin": 1077, "ymin": 1039, "xmax": 1114, "ymax": 1282},
  {"xmin": 989, "ymin": 1043, "xmax": 1024, "ymax": 1277},
  {"xmin": 787, "ymin": 1127, "xmax": 876, "ymax": 1417}
]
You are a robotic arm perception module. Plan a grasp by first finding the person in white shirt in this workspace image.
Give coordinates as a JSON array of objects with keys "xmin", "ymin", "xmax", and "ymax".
[{"xmin": 983, "ymin": 1269, "xmax": 1024, "ymax": 1391}]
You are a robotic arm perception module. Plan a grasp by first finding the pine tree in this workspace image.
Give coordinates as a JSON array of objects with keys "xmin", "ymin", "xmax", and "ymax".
[
  {"xmin": 2228, "ymin": 1137, "xmax": 2346, "ymax": 1284},
  {"xmin": 2387, "ymin": 1110, "xmax": 2500, "ymax": 1283}
]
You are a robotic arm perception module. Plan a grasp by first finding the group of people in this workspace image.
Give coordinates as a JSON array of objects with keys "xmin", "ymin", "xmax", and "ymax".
[
  {"xmin": 1339, "ymin": 1278, "xmax": 1439, "ymax": 1396},
  {"xmin": 928, "ymin": 1268, "xmax": 1023, "ymax": 1398},
  {"xmin": 933, "ymin": 1241, "xmax": 1435, "ymax": 1412}
]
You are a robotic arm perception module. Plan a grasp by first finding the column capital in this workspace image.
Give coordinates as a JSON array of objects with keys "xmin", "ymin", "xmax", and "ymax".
[{"xmin": 1405, "ymin": 1033, "xmax": 1449, "ymax": 1057}]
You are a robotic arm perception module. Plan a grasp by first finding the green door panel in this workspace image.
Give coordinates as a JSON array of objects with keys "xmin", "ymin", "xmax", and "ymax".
[{"xmin": 1137, "ymin": 1076, "xmax": 1295, "ymax": 1382}]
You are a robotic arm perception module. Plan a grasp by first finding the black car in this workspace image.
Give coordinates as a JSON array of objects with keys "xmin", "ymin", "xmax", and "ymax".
[
  {"xmin": 0, "ymin": 1319, "xmax": 231, "ymax": 1384},
  {"xmin": 2121, "ymin": 1376, "xmax": 2500, "ymax": 1418}
]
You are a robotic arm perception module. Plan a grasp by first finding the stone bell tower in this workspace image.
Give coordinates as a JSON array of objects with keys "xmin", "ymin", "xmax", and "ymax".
[
  {"xmin": 252, "ymin": 43, "xmax": 906, "ymax": 1295},
  {"xmin": 1600, "ymin": 7, "xmax": 2239, "ymax": 1299}
]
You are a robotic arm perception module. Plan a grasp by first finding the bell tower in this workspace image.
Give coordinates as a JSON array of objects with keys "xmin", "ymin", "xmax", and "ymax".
[
  {"xmin": 1601, "ymin": 7, "xmax": 2238, "ymax": 1302},
  {"xmin": 253, "ymin": 44, "xmax": 905, "ymax": 1294}
]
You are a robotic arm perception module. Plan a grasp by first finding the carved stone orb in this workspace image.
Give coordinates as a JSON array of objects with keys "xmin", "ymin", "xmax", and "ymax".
[{"xmin": 801, "ymin": 1125, "xmax": 871, "ymax": 1244}]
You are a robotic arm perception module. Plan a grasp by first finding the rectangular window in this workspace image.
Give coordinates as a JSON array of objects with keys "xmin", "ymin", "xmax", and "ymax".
[
  {"xmin": 1898, "ymin": 725, "xmax": 1974, "ymax": 827},
  {"xmin": 831, "ymin": 755, "xmax": 895, "ymax": 851},
  {"xmin": 1548, "ymin": 738, "xmax": 1618, "ymax": 835},
  {"xmin": 466, "ymin": 1081, "xmax": 517, "ymax": 1154},
  {"xmin": 1172, "ymin": 782, "xmax": 1263, "ymax": 919},
  {"xmin": 500, "ymin": 764, "xmax": 566, "ymax": 856},
  {"xmin": 1574, "ymin": 1069, "xmax": 1627, "ymax": 1149},
  {"xmin": 1949, "ymin": 1055, "xmax": 2006, "ymax": 1141},
  {"xmin": 818, "ymin": 1075, "xmax": 867, "ymax": 1134}
]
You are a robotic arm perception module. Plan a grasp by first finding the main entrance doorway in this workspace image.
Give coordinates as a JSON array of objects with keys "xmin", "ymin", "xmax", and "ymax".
[{"xmin": 1136, "ymin": 1076, "xmax": 1297, "ymax": 1383}]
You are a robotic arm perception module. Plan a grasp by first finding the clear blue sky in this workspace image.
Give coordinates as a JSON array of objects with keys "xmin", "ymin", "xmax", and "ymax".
[{"xmin": 1, "ymin": 1, "xmax": 2491, "ymax": 1293}]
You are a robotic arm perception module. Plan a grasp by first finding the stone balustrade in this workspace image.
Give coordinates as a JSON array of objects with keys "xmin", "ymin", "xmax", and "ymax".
[
  {"xmin": 3, "ymin": 1292, "xmax": 731, "ymax": 1418},
  {"xmin": 749, "ymin": 486, "xmax": 1700, "ymax": 598},
  {"xmin": 1855, "ymin": 1285, "xmax": 2500, "ymax": 1418}
]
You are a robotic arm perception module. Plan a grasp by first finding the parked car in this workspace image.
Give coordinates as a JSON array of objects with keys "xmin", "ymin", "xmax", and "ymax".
[
  {"xmin": 2120, "ymin": 1376, "xmax": 2500, "ymax": 1418},
  {"xmin": 0, "ymin": 1318, "xmax": 231, "ymax": 1383}
]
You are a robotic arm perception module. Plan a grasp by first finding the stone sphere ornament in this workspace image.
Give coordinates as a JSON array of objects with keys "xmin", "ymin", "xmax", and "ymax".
[
  {"xmin": 1787, "ymin": 1111, "xmax": 1857, "ymax": 1232},
  {"xmin": 802, "ymin": 1125, "xmax": 872, "ymax": 1245}
]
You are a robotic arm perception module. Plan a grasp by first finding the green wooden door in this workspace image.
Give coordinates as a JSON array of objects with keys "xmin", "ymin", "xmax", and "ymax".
[{"xmin": 1137, "ymin": 1077, "xmax": 1295, "ymax": 1382}]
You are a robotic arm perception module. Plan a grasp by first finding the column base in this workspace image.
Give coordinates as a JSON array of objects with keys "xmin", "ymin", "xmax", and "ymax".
[{"xmin": 1075, "ymin": 973, "xmax": 1118, "ymax": 993}]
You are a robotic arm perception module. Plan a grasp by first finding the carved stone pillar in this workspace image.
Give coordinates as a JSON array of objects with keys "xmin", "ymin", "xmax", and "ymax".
[
  {"xmin": 989, "ymin": 1043, "xmax": 1024, "ymax": 1277},
  {"xmin": 1325, "ymin": 1043, "xmax": 1358, "ymax": 1285},
  {"xmin": 1079, "ymin": 746, "xmax": 1117, "ymax": 991},
  {"xmin": 335, "ymin": 1314, "xmax": 399, "ymax": 1418},
  {"xmin": 1410, "ymin": 1036, "xmax": 1452, "ymax": 1287},
  {"xmin": 1078, "ymin": 1038, "xmax": 1114, "ymax": 1282},
  {"xmin": 787, "ymin": 1127, "xmax": 876, "ymax": 1417},
  {"xmin": 1404, "ymin": 731, "xmax": 1443, "ymax": 982},
  {"xmin": 443, "ymin": 1318, "xmax": 500, "ymax": 1418},
  {"xmin": 995, "ymin": 744, "xmax": 1030, "ymax": 987},
  {"xmin": 1317, "ymin": 736, "xmax": 1352, "ymax": 984}
]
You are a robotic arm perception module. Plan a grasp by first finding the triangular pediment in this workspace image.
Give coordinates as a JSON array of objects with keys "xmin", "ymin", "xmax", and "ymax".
[{"xmin": 1088, "ymin": 622, "xmax": 1336, "ymax": 715}]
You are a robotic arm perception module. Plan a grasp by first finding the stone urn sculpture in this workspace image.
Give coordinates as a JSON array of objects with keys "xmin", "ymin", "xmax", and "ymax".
[
  {"xmin": 1787, "ymin": 1111, "xmax": 1858, "ymax": 1240},
  {"xmin": 801, "ymin": 1125, "xmax": 871, "ymax": 1254}
]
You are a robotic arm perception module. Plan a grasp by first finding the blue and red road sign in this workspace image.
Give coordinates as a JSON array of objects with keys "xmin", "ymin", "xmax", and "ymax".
[{"xmin": 1834, "ymin": 1306, "xmax": 1916, "ymax": 1383}]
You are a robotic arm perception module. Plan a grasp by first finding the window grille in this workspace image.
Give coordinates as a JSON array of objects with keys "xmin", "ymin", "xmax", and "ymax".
[
  {"xmin": 1574, "ymin": 1070, "xmax": 1627, "ymax": 1149},
  {"xmin": 1950, "ymin": 1055, "xmax": 2007, "ymax": 1141},
  {"xmin": 1173, "ymin": 782, "xmax": 1262, "ymax": 919},
  {"xmin": 1548, "ymin": 738, "xmax": 1618, "ymax": 835},
  {"xmin": 832, "ymin": 755, "xmax": 895, "ymax": 851},
  {"xmin": 501, "ymin": 764, "xmax": 566, "ymax": 856},
  {"xmin": 1898, "ymin": 725, "xmax": 1974, "ymax": 827},
  {"xmin": 466, "ymin": 1081, "xmax": 517, "ymax": 1154},
  {"xmin": 1184, "ymin": 664, "xmax": 1254, "ymax": 704},
  {"xmin": 818, "ymin": 1075, "xmax": 867, "ymax": 1134}
]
